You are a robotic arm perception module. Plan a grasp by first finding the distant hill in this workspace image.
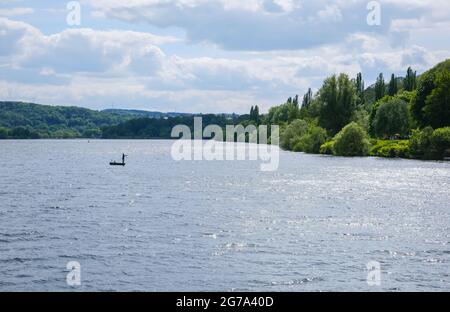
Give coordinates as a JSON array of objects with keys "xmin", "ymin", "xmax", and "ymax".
[
  {"xmin": 101, "ymin": 114, "xmax": 242, "ymax": 139},
  {"xmin": 102, "ymin": 109, "xmax": 193, "ymax": 119},
  {"xmin": 0, "ymin": 101, "xmax": 131, "ymax": 139},
  {"xmin": 0, "ymin": 101, "xmax": 241, "ymax": 139},
  {"xmin": 103, "ymin": 109, "xmax": 238, "ymax": 120}
]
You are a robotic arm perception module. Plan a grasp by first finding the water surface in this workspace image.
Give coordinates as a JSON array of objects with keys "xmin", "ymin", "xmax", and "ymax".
[{"xmin": 0, "ymin": 140, "xmax": 449, "ymax": 291}]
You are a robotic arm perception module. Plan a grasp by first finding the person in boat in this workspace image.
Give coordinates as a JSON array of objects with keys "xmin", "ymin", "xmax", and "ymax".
[{"xmin": 122, "ymin": 153, "xmax": 128, "ymax": 163}]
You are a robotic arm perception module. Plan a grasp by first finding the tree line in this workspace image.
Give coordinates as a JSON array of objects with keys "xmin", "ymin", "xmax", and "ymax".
[{"xmin": 243, "ymin": 59, "xmax": 450, "ymax": 160}]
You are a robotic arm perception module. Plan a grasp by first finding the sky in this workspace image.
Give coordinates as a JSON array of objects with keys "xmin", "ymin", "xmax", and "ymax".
[{"xmin": 0, "ymin": 0, "xmax": 449, "ymax": 113}]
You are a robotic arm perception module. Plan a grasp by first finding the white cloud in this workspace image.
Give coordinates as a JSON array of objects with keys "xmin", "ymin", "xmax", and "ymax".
[
  {"xmin": 0, "ymin": 17, "xmax": 179, "ymax": 77},
  {"xmin": 0, "ymin": 1, "xmax": 449, "ymax": 113},
  {"xmin": 81, "ymin": 0, "xmax": 450, "ymax": 51},
  {"xmin": 82, "ymin": 0, "xmax": 450, "ymax": 51},
  {"xmin": 82, "ymin": 0, "xmax": 378, "ymax": 50},
  {"xmin": 317, "ymin": 5, "xmax": 342, "ymax": 22},
  {"xmin": 0, "ymin": 7, "xmax": 34, "ymax": 17}
]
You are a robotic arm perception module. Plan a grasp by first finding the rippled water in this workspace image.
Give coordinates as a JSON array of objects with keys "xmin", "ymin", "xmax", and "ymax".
[{"xmin": 0, "ymin": 140, "xmax": 449, "ymax": 291}]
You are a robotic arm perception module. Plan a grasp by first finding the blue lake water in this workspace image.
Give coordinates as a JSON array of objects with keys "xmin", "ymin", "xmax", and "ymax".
[{"xmin": 0, "ymin": 140, "xmax": 449, "ymax": 291}]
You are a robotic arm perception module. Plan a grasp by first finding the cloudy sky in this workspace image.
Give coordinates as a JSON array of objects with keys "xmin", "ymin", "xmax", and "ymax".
[{"xmin": 0, "ymin": 0, "xmax": 449, "ymax": 113}]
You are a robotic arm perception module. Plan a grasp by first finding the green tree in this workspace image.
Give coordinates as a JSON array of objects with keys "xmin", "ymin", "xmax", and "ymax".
[
  {"xmin": 375, "ymin": 73, "xmax": 385, "ymax": 101},
  {"xmin": 255, "ymin": 105, "xmax": 260, "ymax": 121},
  {"xmin": 373, "ymin": 98, "xmax": 410, "ymax": 138},
  {"xmin": 411, "ymin": 72, "xmax": 435, "ymax": 126},
  {"xmin": 333, "ymin": 122, "xmax": 371, "ymax": 156},
  {"xmin": 411, "ymin": 59, "xmax": 450, "ymax": 127},
  {"xmin": 248, "ymin": 105, "xmax": 260, "ymax": 124},
  {"xmin": 388, "ymin": 74, "xmax": 398, "ymax": 96},
  {"xmin": 319, "ymin": 141, "xmax": 335, "ymax": 155},
  {"xmin": 410, "ymin": 126, "xmax": 434, "ymax": 159},
  {"xmin": 293, "ymin": 95, "xmax": 299, "ymax": 107},
  {"xmin": 410, "ymin": 126, "xmax": 450, "ymax": 160},
  {"xmin": 268, "ymin": 104, "xmax": 289, "ymax": 124},
  {"xmin": 355, "ymin": 72, "xmax": 365, "ymax": 106},
  {"xmin": 267, "ymin": 99, "xmax": 301, "ymax": 124},
  {"xmin": 287, "ymin": 103, "xmax": 299, "ymax": 122},
  {"xmin": 318, "ymin": 74, "xmax": 357, "ymax": 135},
  {"xmin": 302, "ymin": 88, "xmax": 313, "ymax": 109},
  {"xmin": 9, "ymin": 126, "xmax": 40, "ymax": 139},
  {"xmin": 404, "ymin": 67, "xmax": 417, "ymax": 91},
  {"xmin": 280, "ymin": 119, "xmax": 308, "ymax": 150},
  {"xmin": 423, "ymin": 71, "xmax": 450, "ymax": 129},
  {"xmin": 82, "ymin": 128, "xmax": 102, "ymax": 138},
  {"xmin": 0, "ymin": 127, "xmax": 8, "ymax": 139},
  {"xmin": 293, "ymin": 126, "xmax": 328, "ymax": 153},
  {"xmin": 431, "ymin": 127, "xmax": 450, "ymax": 159},
  {"xmin": 352, "ymin": 107, "xmax": 370, "ymax": 131}
]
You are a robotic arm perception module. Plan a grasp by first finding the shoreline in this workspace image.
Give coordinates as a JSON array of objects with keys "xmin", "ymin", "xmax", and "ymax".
[{"xmin": 2, "ymin": 138, "xmax": 449, "ymax": 163}]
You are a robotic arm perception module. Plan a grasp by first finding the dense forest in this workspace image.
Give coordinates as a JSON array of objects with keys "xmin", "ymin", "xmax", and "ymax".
[
  {"xmin": 261, "ymin": 59, "xmax": 450, "ymax": 160},
  {"xmin": 1, "ymin": 60, "xmax": 449, "ymax": 160},
  {"xmin": 0, "ymin": 103, "xmax": 198, "ymax": 139},
  {"xmin": 101, "ymin": 114, "xmax": 242, "ymax": 139},
  {"xmin": 0, "ymin": 102, "xmax": 134, "ymax": 139}
]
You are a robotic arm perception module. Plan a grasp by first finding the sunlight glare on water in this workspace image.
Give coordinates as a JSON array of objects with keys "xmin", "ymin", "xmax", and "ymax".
[{"xmin": 0, "ymin": 140, "xmax": 449, "ymax": 291}]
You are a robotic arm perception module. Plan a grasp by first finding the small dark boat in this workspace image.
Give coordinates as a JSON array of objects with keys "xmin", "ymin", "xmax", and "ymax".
[
  {"xmin": 110, "ymin": 153, "xmax": 128, "ymax": 166},
  {"xmin": 110, "ymin": 161, "xmax": 125, "ymax": 166}
]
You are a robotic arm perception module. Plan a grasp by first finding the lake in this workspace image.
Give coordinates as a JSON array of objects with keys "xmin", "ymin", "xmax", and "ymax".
[{"xmin": 0, "ymin": 140, "xmax": 449, "ymax": 291}]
